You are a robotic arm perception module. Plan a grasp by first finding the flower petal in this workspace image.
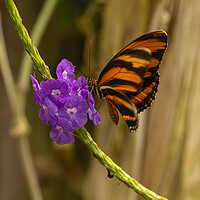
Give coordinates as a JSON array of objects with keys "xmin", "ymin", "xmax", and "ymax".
[
  {"xmin": 56, "ymin": 59, "xmax": 75, "ymax": 82},
  {"xmin": 50, "ymin": 117, "xmax": 74, "ymax": 145},
  {"xmin": 30, "ymin": 74, "xmax": 40, "ymax": 91}
]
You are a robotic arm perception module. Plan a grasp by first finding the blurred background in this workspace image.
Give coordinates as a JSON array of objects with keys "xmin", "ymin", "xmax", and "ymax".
[{"xmin": 1, "ymin": 0, "xmax": 200, "ymax": 200}]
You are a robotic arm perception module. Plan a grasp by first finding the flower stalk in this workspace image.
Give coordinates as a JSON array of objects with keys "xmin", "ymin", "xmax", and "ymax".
[
  {"xmin": 75, "ymin": 127, "xmax": 168, "ymax": 200},
  {"xmin": 4, "ymin": 0, "xmax": 52, "ymax": 80}
]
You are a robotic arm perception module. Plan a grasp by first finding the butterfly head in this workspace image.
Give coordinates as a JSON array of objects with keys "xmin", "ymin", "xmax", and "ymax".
[
  {"xmin": 86, "ymin": 77, "xmax": 94, "ymax": 87},
  {"xmin": 87, "ymin": 77, "xmax": 99, "ymax": 94}
]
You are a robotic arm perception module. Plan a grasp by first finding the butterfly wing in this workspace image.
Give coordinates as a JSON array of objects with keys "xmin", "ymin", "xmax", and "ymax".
[
  {"xmin": 98, "ymin": 48, "xmax": 152, "ymax": 131},
  {"xmin": 124, "ymin": 73, "xmax": 160, "ymax": 113},
  {"xmin": 102, "ymin": 87, "xmax": 138, "ymax": 132},
  {"xmin": 119, "ymin": 31, "xmax": 167, "ymax": 113},
  {"xmin": 106, "ymin": 100, "xmax": 119, "ymax": 125},
  {"xmin": 105, "ymin": 30, "xmax": 168, "ymax": 78},
  {"xmin": 98, "ymin": 31, "xmax": 167, "ymax": 115},
  {"xmin": 96, "ymin": 31, "xmax": 167, "ymax": 131},
  {"xmin": 98, "ymin": 48, "xmax": 152, "ymax": 92}
]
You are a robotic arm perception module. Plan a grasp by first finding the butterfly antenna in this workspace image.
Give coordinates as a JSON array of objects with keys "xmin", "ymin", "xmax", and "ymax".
[
  {"xmin": 89, "ymin": 40, "xmax": 92, "ymax": 78},
  {"xmin": 74, "ymin": 66, "xmax": 88, "ymax": 78}
]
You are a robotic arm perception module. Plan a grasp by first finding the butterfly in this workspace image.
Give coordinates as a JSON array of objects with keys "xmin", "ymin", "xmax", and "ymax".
[{"xmin": 87, "ymin": 31, "xmax": 168, "ymax": 132}]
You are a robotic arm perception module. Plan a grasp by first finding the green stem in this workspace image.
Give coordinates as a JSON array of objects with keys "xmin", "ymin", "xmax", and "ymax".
[
  {"xmin": 18, "ymin": 136, "xmax": 43, "ymax": 200},
  {"xmin": 0, "ymin": 13, "xmax": 17, "ymax": 116},
  {"xmin": 75, "ymin": 127, "xmax": 168, "ymax": 200},
  {"xmin": 19, "ymin": 0, "xmax": 59, "ymax": 87},
  {"xmin": 4, "ymin": 0, "xmax": 52, "ymax": 80},
  {"xmin": 18, "ymin": 0, "xmax": 59, "ymax": 113}
]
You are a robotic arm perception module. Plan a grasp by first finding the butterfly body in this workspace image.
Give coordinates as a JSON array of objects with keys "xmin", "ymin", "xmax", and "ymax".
[{"xmin": 88, "ymin": 31, "xmax": 168, "ymax": 132}]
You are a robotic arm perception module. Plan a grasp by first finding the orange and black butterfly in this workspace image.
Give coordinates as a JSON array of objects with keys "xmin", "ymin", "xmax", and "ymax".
[{"xmin": 87, "ymin": 31, "xmax": 168, "ymax": 132}]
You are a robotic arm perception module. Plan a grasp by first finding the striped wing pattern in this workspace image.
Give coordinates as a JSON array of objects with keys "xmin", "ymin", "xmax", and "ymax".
[
  {"xmin": 106, "ymin": 31, "xmax": 168, "ymax": 78},
  {"xmin": 125, "ymin": 73, "xmax": 160, "ymax": 113},
  {"xmin": 98, "ymin": 48, "xmax": 152, "ymax": 92},
  {"xmin": 106, "ymin": 100, "xmax": 119, "ymax": 125},
  {"xmin": 101, "ymin": 87, "xmax": 139, "ymax": 132},
  {"xmin": 96, "ymin": 31, "xmax": 168, "ymax": 131}
]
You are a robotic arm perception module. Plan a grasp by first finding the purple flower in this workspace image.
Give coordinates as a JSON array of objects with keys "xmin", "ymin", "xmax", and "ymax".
[
  {"xmin": 59, "ymin": 96, "xmax": 88, "ymax": 129},
  {"xmin": 30, "ymin": 74, "xmax": 42, "ymax": 104},
  {"xmin": 72, "ymin": 76, "xmax": 88, "ymax": 99},
  {"xmin": 39, "ymin": 97, "xmax": 58, "ymax": 126},
  {"xmin": 56, "ymin": 59, "xmax": 75, "ymax": 83},
  {"xmin": 31, "ymin": 73, "xmax": 40, "ymax": 91},
  {"xmin": 40, "ymin": 79, "xmax": 70, "ymax": 104},
  {"xmin": 88, "ymin": 101, "xmax": 102, "ymax": 125},
  {"xmin": 50, "ymin": 117, "xmax": 74, "ymax": 145},
  {"xmin": 31, "ymin": 58, "xmax": 102, "ymax": 145}
]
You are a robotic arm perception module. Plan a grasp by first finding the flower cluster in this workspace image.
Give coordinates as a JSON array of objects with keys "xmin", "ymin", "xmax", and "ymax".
[{"xmin": 31, "ymin": 59, "xmax": 102, "ymax": 145}]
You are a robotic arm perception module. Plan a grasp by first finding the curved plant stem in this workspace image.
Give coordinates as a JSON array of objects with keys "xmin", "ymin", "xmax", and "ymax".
[
  {"xmin": 75, "ymin": 127, "xmax": 168, "ymax": 200},
  {"xmin": 4, "ymin": 0, "xmax": 52, "ymax": 80},
  {"xmin": 18, "ymin": 0, "xmax": 59, "ymax": 113}
]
